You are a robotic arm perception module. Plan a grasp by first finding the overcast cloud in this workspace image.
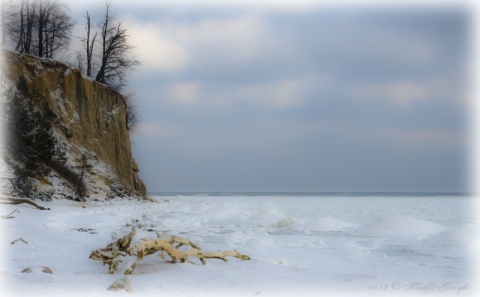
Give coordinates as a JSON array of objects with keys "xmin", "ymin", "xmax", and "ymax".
[{"xmin": 70, "ymin": 1, "xmax": 471, "ymax": 192}]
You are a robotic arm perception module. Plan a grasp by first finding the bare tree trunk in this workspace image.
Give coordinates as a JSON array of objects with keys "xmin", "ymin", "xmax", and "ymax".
[
  {"xmin": 37, "ymin": 0, "xmax": 53, "ymax": 57},
  {"xmin": 15, "ymin": 0, "xmax": 26, "ymax": 51},
  {"xmin": 44, "ymin": 19, "xmax": 48, "ymax": 57},
  {"xmin": 37, "ymin": 3, "xmax": 43, "ymax": 56},
  {"xmin": 95, "ymin": 1, "xmax": 110, "ymax": 83},
  {"xmin": 85, "ymin": 11, "xmax": 96, "ymax": 77},
  {"xmin": 24, "ymin": 0, "xmax": 36, "ymax": 54}
]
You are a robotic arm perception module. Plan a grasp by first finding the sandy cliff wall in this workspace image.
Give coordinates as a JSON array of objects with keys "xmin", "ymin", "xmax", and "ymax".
[{"xmin": 2, "ymin": 50, "xmax": 146, "ymax": 198}]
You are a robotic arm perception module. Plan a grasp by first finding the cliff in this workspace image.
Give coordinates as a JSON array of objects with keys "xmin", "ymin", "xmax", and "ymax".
[{"xmin": 1, "ymin": 50, "xmax": 146, "ymax": 199}]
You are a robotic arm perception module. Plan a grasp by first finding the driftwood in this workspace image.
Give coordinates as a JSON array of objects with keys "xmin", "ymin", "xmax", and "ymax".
[
  {"xmin": 1, "ymin": 209, "xmax": 19, "ymax": 219},
  {"xmin": 90, "ymin": 228, "xmax": 251, "ymax": 274},
  {"xmin": 0, "ymin": 197, "xmax": 50, "ymax": 210}
]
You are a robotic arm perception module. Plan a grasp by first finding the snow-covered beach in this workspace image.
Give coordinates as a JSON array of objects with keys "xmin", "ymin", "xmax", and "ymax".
[{"xmin": 0, "ymin": 193, "xmax": 477, "ymax": 296}]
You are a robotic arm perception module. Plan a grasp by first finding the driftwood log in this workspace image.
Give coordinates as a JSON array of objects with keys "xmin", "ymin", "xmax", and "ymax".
[
  {"xmin": 0, "ymin": 197, "xmax": 50, "ymax": 210},
  {"xmin": 90, "ymin": 228, "xmax": 250, "ymax": 274}
]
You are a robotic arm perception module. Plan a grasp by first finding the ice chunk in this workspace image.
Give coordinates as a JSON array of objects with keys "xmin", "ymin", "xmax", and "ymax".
[{"xmin": 248, "ymin": 209, "xmax": 287, "ymax": 225}]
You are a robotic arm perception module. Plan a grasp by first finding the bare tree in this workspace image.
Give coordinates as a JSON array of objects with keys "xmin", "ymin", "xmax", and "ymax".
[
  {"xmin": 5, "ymin": 0, "xmax": 72, "ymax": 58},
  {"xmin": 36, "ymin": 0, "xmax": 73, "ymax": 58},
  {"xmin": 8, "ymin": 0, "xmax": 36, "ymax": 54},
  {"xmin": 95, "ymin": 1, "xmax": 139, "ymax": 90},
  {"xmin": 10, "ymin": 0, "xmax": 36, "ymax": 54},
  {"xmin": 36, "ymin": 0, "xmax": 49, "ymax": 56},
  {"xmin": 42, "ymin": 1, "xmax": 73, "ymax": 58},
  {"xmin": 80, "ymin": 11, "xmax": 97, "ymax": 77}
]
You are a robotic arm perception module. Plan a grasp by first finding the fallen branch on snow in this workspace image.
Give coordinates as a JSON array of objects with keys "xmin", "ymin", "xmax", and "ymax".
[
  {"xmin": 90, "ymin": 227, "xmax": 251, "ymax": 274},
  {"xmin": 0, "ymin": 197, "xmax": 50, "ymax": 210},
  {"xmin": 1, "ymin": 209, "xmax": 19, "ymax": 219}
]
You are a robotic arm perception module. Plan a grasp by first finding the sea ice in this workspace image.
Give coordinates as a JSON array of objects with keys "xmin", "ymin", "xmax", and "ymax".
[{"xmin": 0, "ymin": 194, "xmax": 476, "ymax": 297}]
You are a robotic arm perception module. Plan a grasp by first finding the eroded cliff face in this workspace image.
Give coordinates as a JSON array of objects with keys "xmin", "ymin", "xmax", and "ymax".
[{"xmin": 2, "ymin": 50, "xmax": 146, "ymax": 198}]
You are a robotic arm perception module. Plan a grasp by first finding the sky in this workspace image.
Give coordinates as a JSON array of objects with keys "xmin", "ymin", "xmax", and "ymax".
[{"xmin": 66, "ymin": 0, "xmax": 473, "ymax": 193}]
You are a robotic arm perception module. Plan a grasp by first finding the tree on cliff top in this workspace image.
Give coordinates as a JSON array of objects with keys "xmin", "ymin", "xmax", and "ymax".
[
  {"xmin": 78, "ymin": 1, "xmax": 140, "ymax": 129},
  {"xmin": 3, "ymin": 0, "xmax": 140, "ymax": 131},
  {"xmin": 93, "ymin": 1, "xmax": 139, "ymax": 90},
  {"xmin": 4, "ymin": 0, "xmax": 73, "ymax": 58},
  {"xmin": 79, "ymin": 11, "xmax": 96, "ymax": 77}
]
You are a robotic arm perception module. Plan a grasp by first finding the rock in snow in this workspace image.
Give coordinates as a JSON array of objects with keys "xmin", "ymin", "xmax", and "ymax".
[
  {"xmin": 107, "ymin": 277, "xmax": 133, "ymax": 293},
  {"xmin": 21, "ymin": 266, "xmax": 53, "ymax": 274}
]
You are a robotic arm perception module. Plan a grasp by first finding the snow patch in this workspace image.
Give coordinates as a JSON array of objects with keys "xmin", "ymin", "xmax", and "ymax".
[
  {"xmin": 0, "ymin": 194, "xmax": 474, "ymax": 296},
  {"xmin": 351, "ymin": 214, "xmax": 447, "ymax": 237}
]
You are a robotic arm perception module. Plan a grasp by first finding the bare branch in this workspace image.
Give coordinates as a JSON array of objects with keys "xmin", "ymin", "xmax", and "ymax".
[
  {"xmin": 4, "ymin": 0, "xmax": 73, "ymax": 57},
  {"xmin": 0, "ymin": 197, "xmax": 50, "ymax": 210},
  {"xmin": 95, "ymin": 0, "xmax": 139, "ymax": 90}
]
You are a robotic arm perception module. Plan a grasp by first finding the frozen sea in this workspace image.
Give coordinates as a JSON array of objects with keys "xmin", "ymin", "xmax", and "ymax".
[{"xmin": 1, "ymin": 192, "xmax": 478, "ymax": 296}]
